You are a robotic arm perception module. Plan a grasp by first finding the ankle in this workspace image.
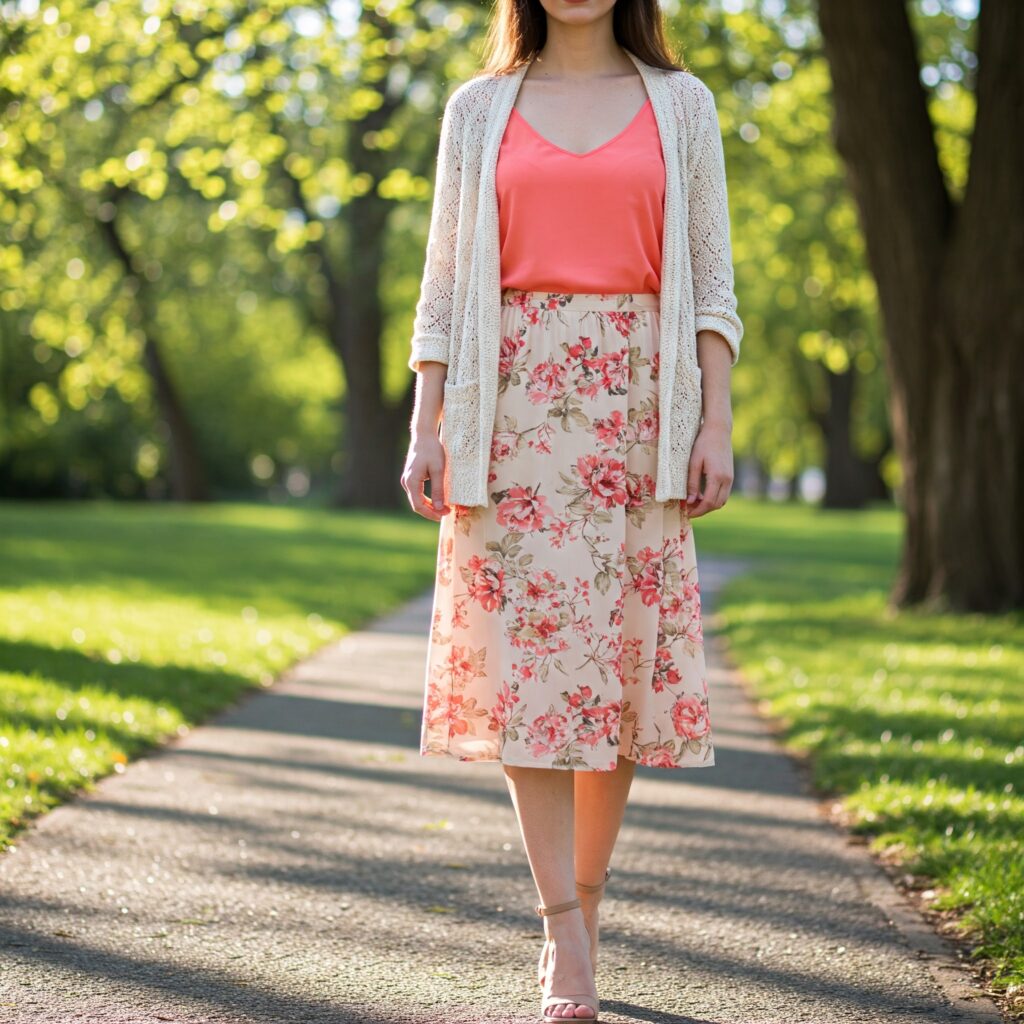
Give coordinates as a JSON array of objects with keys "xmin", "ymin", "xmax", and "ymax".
[{"xmin": 544, "ymin": 908, "xmax": 587, "ymax": 939}]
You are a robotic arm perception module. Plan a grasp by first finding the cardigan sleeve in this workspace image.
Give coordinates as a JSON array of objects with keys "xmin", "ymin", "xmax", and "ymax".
[
  {"xmin": 408, "ymin": 92, "xmax": 464, "ymax": 373},
  {"xmin": 685, "ymin": 80, "xmax": 743, "ymax": 366}
]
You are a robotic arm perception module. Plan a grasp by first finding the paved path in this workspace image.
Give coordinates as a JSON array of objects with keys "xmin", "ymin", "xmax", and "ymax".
[{"xmin": 0, "ymin": 554, "xmax": 1005, "ymax": 1024}]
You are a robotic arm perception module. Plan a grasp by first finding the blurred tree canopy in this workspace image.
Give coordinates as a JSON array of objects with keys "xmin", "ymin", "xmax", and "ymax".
[
  {"xmin": 0, "ymin": 0, "xmax": 980, "ymax": 515},
  {"xmin": 0, "ymin": 0, "xmax": 479, "ymax": 501}
]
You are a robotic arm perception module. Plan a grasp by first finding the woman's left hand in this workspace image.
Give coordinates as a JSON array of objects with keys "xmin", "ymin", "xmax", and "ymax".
[{"xmin": 684, "ymin": 420, "xmax": 734, "ymax": 518}]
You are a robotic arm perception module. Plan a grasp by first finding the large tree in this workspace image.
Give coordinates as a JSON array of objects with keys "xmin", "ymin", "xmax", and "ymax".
[{"xmin": 816, "ymin": 0, "xmax": 1023, "ymax": 612}]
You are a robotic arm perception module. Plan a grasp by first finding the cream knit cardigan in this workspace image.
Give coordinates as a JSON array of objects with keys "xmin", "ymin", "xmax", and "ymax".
[{"xmin": 409, "ymin": 48, "xmax": 743, "ymax": 508}]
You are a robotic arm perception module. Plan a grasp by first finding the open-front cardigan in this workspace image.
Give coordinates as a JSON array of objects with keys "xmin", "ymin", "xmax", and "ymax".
[{"xmin": 409, "ymin": 48, "xmax": 743, "ymax": 508}]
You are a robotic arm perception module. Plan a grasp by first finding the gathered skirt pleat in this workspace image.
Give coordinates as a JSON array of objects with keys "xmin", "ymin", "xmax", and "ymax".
[{"xmin": 419, "ymin": 288, "xmax": 714, "ymax": 771}]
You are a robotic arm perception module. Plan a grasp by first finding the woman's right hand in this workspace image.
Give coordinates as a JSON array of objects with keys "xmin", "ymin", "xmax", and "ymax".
[
  {"xmin": 402, "ymin": 431, "xmax": 450, "ymax": 521},
  {"xmin": 402, "ymin": 360, "xmax": 450, "ymax": 521}
]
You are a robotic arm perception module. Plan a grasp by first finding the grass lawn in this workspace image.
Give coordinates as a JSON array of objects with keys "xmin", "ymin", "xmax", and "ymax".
[
  {"xmin": 0, "ymin": 500, "xmax": 439, "ymax": 851},
  {"xmin": 693, "ymin": 497, "xmax": 1023, "ymax": 1009}
]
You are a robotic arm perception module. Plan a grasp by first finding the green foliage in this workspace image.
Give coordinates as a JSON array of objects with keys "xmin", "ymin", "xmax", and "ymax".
[
  {"xmin": 665, "ymin": 2, "xmax": 976, "ymax": 486},
  {"xmin": 0, "ymin": 0, "xmax": 481, "ymax": 497},
  {"xmin": 0, "ymin": 1, "xmax": 980, "ymax": 498},
  {"xmin": 697, "ymin": 496, "xmax": 1024, "ymax": 998},
  {"xmin": 0, "ymin": 499, "xmax": 439, "ymax": 849},
  {"xmin": 667, "ymin": 5, "xmax": 883, "ymax": 479}
]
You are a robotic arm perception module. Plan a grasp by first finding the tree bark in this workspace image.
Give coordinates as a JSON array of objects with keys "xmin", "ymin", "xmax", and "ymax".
[
  {"xmin": 819, "ymin": 368, "xmax": 867, "ymax": 509},
  {"xmin": 817, "ymin": 0, "xmax": 1023, "ymax": 611},
  {"xmin": 332, "ymin": 187, "xmax": 412, "ymax": 508},
  {"xmin": 98, "ymin": 210, "xmax": 210, "ymax": 503}
]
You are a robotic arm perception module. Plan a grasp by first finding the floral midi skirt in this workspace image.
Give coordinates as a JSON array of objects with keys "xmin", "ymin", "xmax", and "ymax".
[{"xmin": 419, "ymin": 288, "xmax": 713, "ymax": 772}]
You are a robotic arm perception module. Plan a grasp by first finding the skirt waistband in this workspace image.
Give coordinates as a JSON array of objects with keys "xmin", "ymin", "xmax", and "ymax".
[{"xmin": 501, "ymin": 288, "xmax": 660, "ymax": 312}]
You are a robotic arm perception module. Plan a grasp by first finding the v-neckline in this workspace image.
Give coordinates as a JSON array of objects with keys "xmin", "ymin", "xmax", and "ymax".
[{"xmin": 509, "ymin": 97, "xmax": 652, "ymax": 159}]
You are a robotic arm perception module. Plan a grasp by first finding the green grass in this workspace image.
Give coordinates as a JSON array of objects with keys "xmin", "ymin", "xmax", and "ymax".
[
  {"xmin": 693, "ymin": 497, "xmax": 1024, "ymax": 1005},
  {"xmin": 0, "ymin": 500, "xmax": 438, "ymax": 850}
]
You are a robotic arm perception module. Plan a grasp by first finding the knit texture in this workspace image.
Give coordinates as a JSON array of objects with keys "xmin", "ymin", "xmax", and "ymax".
[{"xmin": 409, "ymin": 49, "xmax": 743, "ymax": 508}]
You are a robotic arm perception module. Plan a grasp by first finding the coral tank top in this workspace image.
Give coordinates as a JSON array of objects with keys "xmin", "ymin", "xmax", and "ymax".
[{"xmin": 496, "ymin": 96, "xmax": 665, "ymax": 294}]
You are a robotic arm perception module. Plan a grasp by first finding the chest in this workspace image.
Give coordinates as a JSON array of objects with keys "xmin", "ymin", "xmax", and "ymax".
[
  {"xmin": 495, "ymin": 97, "xmax": 665, "ymax": 204},
  {"xmin": 468, "ymin": 70, "xmax": 683, "ymax": 217}
]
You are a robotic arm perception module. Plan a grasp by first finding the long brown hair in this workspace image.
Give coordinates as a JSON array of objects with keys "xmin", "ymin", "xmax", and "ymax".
[{"xmin": 476, "ymin": 0, "xmax": 687, "ymax": 78}]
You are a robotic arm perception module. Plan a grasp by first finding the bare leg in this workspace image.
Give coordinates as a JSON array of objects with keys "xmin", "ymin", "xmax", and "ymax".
[
  {"xmin": 574, "ymin": 754, "xmax": 636, "ymax": 967},
  {"xmin": 503, "ymin": 764, "xmax": 596, "ymax": 1019}
]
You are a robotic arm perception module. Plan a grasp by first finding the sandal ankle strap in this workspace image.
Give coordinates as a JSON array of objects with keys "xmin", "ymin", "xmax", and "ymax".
[
  {"xmin": 535, "ymin": 896, "xmax": 582, "ymax": 917},
  {"xmin": 575, "ymin": 867, "xmax": 611, "ymax": 893}
]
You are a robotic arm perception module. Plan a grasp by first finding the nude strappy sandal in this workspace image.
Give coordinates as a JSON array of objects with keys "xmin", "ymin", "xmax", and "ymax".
[
  {"xmin": 535, "ymin": 895, "xmax": 601, "ymax": 1022},
  {"xmin": 538, "ymin": 868, "xmax": 611, "ymax": 990}
]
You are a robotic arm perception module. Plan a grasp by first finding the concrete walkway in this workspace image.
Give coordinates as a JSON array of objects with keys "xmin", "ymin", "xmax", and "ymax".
[{"xmin": 0, "ymin": 555, "xmax": 1005, "ymax": 1024}]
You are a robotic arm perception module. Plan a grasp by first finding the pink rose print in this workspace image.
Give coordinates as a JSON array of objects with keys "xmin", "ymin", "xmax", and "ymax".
[
  {"xmin": 671, "ymin": 694, "xmax": 710, "ymax": 740},
  {"xmin": 509, "ymin": 608, "xmax": 568, "ymax": 657},
  {"xmin": 496, "ymin": 484, "xmax": 553, "ymax": 532},
  {"xmin": 425, "ymin": 687, "xmax": 487, "ymax": 741},
  {"xmin": 592, "ymin": 348, "xmax": 629, "ymax": 393},
  {"xmin": 593, "ymin": 409, "xmax": 627, "ymax": 448},
  {"xmin": 491, "ymin": 430, "xmax": 521, "ymax": 462},
  {"xmin": 442, "ymin": 644, "xmax": 482, "ymax": 690},
  {"xmin": 524, "ymin": 568, "xmax": 562, "ymax": 604},
  {"xmin": 635, "ymin": 407, "xmax": 659, "ymax": 446},
  {"xmin": 498, "ymin": 333, "xmax": 525, "ymax": 378},
  {"xmin": 489, "ymin": 680, "xmax": 521, "ymax": 732},
  {"xmin": 626, "ymin": 472, "xmax": 656, "ymax": 514},
  {"xmin": 566, "ymin": 683, "xmax": 593, "ymax": 708},
  {"xmin": 580, "ymin": 701, "xmax": 621, "ymax": 746},
  {"xmin": 652, "ymin": 645, "xmax": 683, "ymax": 693},
  {"xmin": 529, "ymin": 420, "xmax": 555, "ymax": 456},
  {"xmin": 465, "ymin": 554, "xmax": 505, "ymax": 612},
  {"xmin": 642, "ymin": 744, "xmax": 679, "ymax": 768},
  {"xmin": 577, "ymin": 453, "xmax": 628, "ymax": 508},
  {"xmin": 631, "ymin": 546, "xmax": 664, "ymax": 606},
  {"xmin": 421, "ymin": 289, "xmax": 712, "ymax": 771},
  {"xmin": 512, "ymin": 660, "xmax": 537, "ymax": 687},
  {"xmin": 527, "ymin": 710, "xmax": 570, "ymax": 757},
  {"xmin": 605, "ymin": 310, "xmax": 641, "ymax": 338},
  {"xmin": 451, "ymin": 595, "xmax": 470, "ymax": 631},
  {"xmin": 526, "ymin": 359, "xmax": 568, "ymax": 404}
]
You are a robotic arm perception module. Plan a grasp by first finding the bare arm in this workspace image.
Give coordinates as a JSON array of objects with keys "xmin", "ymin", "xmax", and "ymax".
[
  {"xmin": 402, "ymin": 361, "xmax": 450, "ymax": 520},
  {"xmin": 685, "ymin": 330, "xmax": 734, "ymax": 518}
]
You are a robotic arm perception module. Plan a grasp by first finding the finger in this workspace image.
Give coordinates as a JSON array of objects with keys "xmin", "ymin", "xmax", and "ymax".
[
  {"xmin": 407, "ymin": 467, "xmax": 442, "ymax": 521},
  {"xmin": 693, "ymin": 475, "xmax": 729, "ymax": 517},
  {"xmin": 415, "ymin": 482, "xmax": 444, "ymax": 520},
  {"xmin": 685, "ymin": 449, "xmax": 704, "ymax": 507},
  {"xmin": 688, "ymin": 475, "xmax": 721, "ymax": 518},
  {"xmin": 714, "ymin": 477, "xmax": 732, "ymax": 508},
  {"xmin": 400, "ymin": 470, "xmax": 418, "ymax": 513},
  {"xmin": 427, "ymin": 460, "xmax": 450, "ymax": 516}
]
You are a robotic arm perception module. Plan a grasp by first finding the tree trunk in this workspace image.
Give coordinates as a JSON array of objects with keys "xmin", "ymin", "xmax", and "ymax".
[
  {"xmin": 817, "ymin": 0, "xmax": 1023, "ymax": 611},
  {"xmin": 98, "ymin": 210, "xmax": 210, "ymax": 502},
  {"xmin": 326, "ymin": 176, "xmax": 412, "ymax": 509},
  {"xmin": 820, "ymin": 368, "xmax": 867, "ymax": 509}
]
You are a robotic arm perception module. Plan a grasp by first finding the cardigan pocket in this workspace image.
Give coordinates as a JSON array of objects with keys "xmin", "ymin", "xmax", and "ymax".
[{"xmin": 440, "ymin": 379, "xmax": 480, "ymax": 464}]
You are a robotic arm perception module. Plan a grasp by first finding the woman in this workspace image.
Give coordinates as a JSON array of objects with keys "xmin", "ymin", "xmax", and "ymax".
[{"xmin": 401, "ymin": 1, "xmax": 742, "ymax": 1019}]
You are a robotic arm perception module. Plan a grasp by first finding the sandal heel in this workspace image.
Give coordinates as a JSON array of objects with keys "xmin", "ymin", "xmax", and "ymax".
[
  {"xmin": 535, "ymin": 895, "xmax": 601, "ymax": 1022},
  {"xmin": 538, "ymin": 868, "xmax": 610, "ymax": 990}
]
